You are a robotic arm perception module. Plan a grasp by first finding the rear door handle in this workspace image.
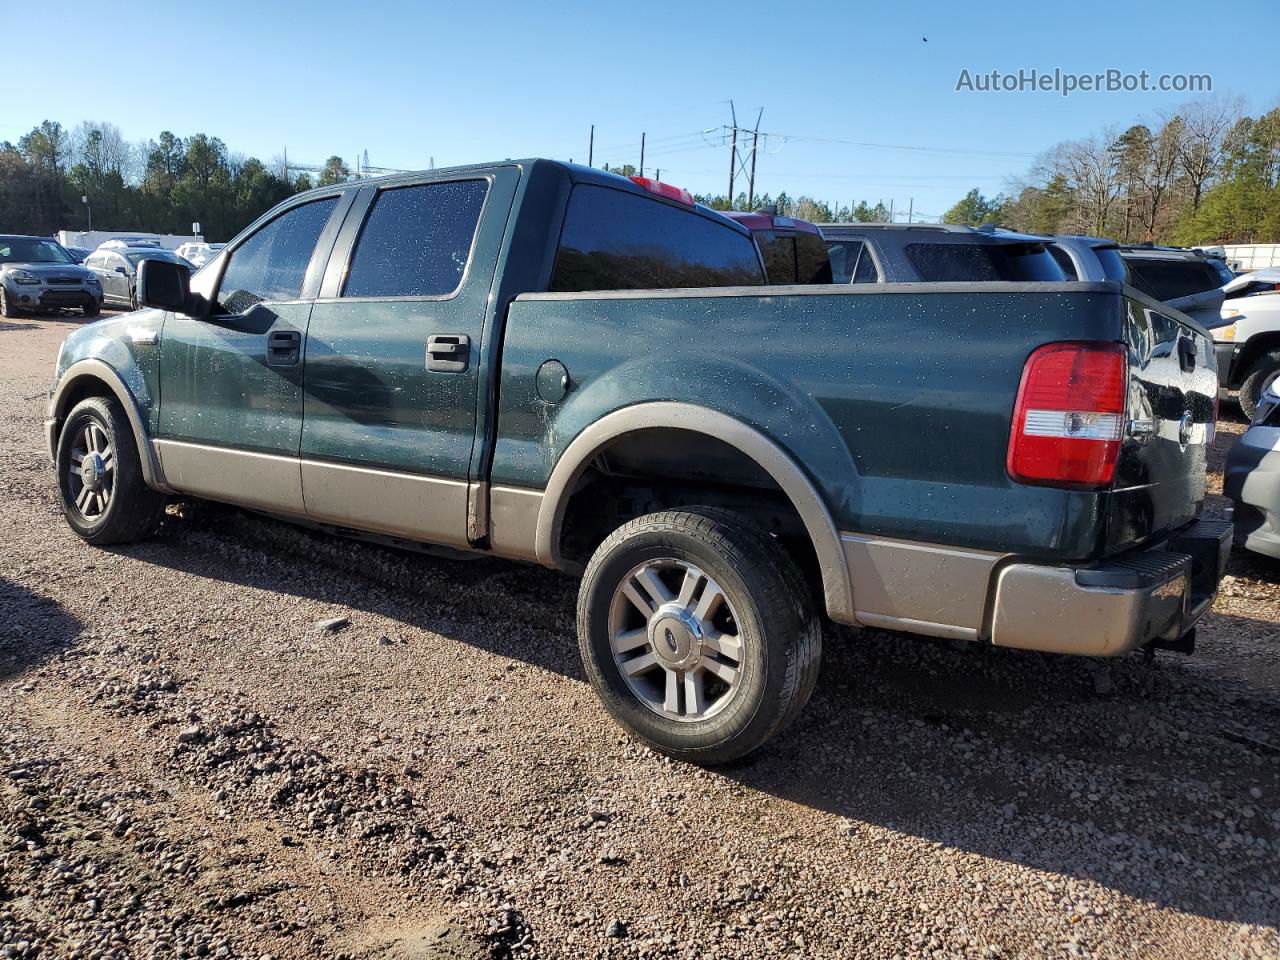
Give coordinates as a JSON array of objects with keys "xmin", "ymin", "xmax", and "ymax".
[
  {"xmin": 1178, "ymin": 337, "xmax": 1197, "ymax": 373},
  {"xmin": 427, "ymin": 334, "xmax": 470, "ymax": 373},
  {"xmin": 267, "ymin": 329, "xmax": 301, "ymax": 366}
]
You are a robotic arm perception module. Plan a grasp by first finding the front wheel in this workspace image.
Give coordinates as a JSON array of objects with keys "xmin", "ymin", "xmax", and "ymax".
[
  {"xmin": 83, "ymin": 300, "xmax": 101, "ymax": 317},
  {"xmin": 1238, "ymin": 350, "xmax": 1280, "ymax": 420},
  {"xmin": 56, "ymin": 396, "xmax": 166, "ymax": 544},
  {"xmin": 0, "ymin": 288, "xmax": 20, "ymax": 318},
  {"xmin": 577, "ymin": 507, "xmax": 822, "ymax": 765}
]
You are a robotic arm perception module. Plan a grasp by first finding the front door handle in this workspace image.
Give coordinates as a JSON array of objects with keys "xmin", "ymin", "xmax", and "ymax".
[
  {"xmin": 427, "ymin": 334, "xmax": 470, "ymax": 373},
  {"xmin": 1178, "ymin": 336, "xmax": 1197, "ymax": 373},
  {"xmin": 267, "ymin": 329, "xmax": 301, "ymax": 366}
]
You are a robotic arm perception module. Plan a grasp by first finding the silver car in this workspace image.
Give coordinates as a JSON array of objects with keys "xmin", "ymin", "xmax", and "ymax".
[
  {"xmin": 1225, "ymin": 384, "xmax": 1280, "ymax": 558},
  {"xmin": 85, "ymin": 247, "xmax": 194, "ymax": 310},
  {"xmin": 0, "ymin": 235, "xmax": 103, "ymax": 317}
]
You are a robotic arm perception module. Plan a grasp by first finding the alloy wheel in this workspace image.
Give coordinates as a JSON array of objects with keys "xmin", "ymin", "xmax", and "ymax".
[
  {"xmin": 67, "ymin": 420, "xmax": 115, "ymax": 520},
  {"xmin": 607, "ymin": 559, "xmax": 745, "ymax": 722}
]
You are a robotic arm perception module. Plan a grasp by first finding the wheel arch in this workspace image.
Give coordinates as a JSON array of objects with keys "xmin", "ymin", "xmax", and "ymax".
[
  {"xmin": 534, "ymin": 402, "xmax": 854, "ymax": 624},
  {"xmin": 1235, "ymin": 331, "xmax": 1280, "ymax": 388},
  {"xmin": 49, "ymin": 360, "xmax": 170, "ymax": 492}
]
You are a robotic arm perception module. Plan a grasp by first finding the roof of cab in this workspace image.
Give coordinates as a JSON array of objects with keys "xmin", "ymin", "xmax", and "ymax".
[
  {"xmin": 723, "ymin": 211, "xmax": 824, "ymax": 236},
  {"xmin": 288, "ymin": 158, "xmax": 752, "ymax": 238}
]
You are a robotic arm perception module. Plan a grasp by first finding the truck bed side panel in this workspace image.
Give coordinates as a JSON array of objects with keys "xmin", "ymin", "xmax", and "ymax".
[{"xmin": 493, "ymin": 284, "xmax": 1128, "ymax": 560}]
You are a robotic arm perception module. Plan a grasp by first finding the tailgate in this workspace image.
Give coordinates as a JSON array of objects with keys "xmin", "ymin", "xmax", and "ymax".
[{"xmin": 1106, "ymin": 296, "xmax": 1218, "ymax": 552}]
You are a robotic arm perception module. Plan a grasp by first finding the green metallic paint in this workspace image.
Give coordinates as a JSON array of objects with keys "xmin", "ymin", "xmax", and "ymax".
[
  {"xmin": 156, "ymin": 303, "xmax": 315, "ymax": 456},
  {"xmin": 493, "ymin": 287, "xmax": 1128, "ymax": 561}
]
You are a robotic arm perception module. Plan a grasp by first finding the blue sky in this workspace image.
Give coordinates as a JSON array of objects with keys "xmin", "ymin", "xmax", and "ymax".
[{"xmin": 8, "ymin": 0, "xmax": 1276, "ymax": 219}]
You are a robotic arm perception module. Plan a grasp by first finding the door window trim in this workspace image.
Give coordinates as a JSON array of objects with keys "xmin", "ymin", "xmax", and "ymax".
[{"xmin": 314, "ymin": 175, "xmax": 494, "ymax": 303}]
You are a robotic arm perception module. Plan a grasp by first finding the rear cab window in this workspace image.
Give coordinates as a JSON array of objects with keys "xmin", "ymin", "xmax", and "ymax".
[
  {"xmin": 905, "ymin": 241, "xmax": 1065, "ymax": 282},
  {"xmin": 1125, "ymin": 257, "xmax": 1224, "ymax": 301},
  {"xmin": 755, "ymin": 230, "xmax": 833, "ymax": 285},
  {"xmin": 550, "ymin": 185, "xmax": 764, "ymax": 292}
]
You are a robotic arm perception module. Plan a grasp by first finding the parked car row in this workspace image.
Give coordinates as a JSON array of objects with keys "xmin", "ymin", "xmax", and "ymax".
[
  {"xmin": 45, "ymin": 159, "xmax": 1229, "ymax": 763},
  {"xmin": 0, "ymin": 235, "xmax": 199, "ymax": 317}
]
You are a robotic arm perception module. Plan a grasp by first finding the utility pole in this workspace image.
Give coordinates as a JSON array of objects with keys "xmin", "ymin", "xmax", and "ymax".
[
  {"xmin": 907, "ymin": 198, "xmax": 914, "ymax": 223},
  {"xmin": 283, "ymin": 147, "xmax": 288, "ymax": 184},
  {"xmin": 588, "ymin": 124, "xmax": 594, "ymax": 167},
  {"xmin": 747, "ymin": 108, "xmax": 763, "ymax": 208},
  {"xmin": 889, "ymin": 199, "xmax": 895, "ymax": 223},
  {"xmin": 727, "ymin": 100, "xmax": 737, "ymax": 203},
  {"xmin": 655, "ymin": 168, "xmax": 661, "ymax": 180},
  {"xmin": 640, "ymin": 132, "xmax": 645, "ymax": 178}
]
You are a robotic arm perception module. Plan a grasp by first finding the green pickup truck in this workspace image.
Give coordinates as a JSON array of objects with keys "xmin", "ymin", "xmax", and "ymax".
[{"xmin": 46, "ymin": 160, "xmax": 1231, "ymax": 764}]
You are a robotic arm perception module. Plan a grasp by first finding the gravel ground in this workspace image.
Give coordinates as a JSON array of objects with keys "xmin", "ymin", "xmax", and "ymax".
[{"xmin": 1, "ymin": 313, "xmax": 1278, "ymax": 960}]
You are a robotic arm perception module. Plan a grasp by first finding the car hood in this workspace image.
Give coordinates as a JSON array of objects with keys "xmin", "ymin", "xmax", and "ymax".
[
  {"xmin": 1, "ymin": 261, "xmax": 94, "ymax": 281},
  {"xmin": 1224, "ymin": 267, "xmax": 1280, "ymax": 294}
]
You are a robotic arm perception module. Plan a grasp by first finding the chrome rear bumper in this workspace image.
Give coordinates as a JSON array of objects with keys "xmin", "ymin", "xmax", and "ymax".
[{"xmin": 991, "ymin": 519, "xmax": 1231, "ymax": 656}]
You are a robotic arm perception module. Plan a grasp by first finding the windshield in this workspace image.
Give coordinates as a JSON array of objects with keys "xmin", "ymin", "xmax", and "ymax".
[{"xmin": 0, "ymin": 238, "xmax": 74, "ymax": 264}]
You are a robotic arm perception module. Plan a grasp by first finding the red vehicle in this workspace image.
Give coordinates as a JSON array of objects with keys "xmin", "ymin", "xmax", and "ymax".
[{"xmin": 724, "ymin": 211, "xmax": 833, "ymax": 285}]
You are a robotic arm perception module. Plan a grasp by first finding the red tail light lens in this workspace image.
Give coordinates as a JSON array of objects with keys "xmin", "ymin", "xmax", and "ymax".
[
  {"xmin": 628, "ymin": 176, "xmax": 695, "ymax": 207},
  {"xmin": 1007, "ymin": 341, "xmax": 1127, "ymax": 489}
]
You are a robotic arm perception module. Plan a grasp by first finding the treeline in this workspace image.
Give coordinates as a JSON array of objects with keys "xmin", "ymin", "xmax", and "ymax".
[
  {"xmin": 0, "ymin": 120, "xmax": 351, "ymax": 241},
  {"xmin": 942, "ymin": 99, "xmax": 1280, "ymax": 244}
]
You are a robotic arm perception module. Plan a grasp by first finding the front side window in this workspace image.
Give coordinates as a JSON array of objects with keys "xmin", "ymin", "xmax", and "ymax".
[
  {"xmin": 550, "ymin": 185, "xmax": 764, "ymax": 292},
  {"xmin": 216, "ymin": 197, "xmax": 338, "ymax": 313},
  {"xmin": 828, "ymin": 239, "xmax": 879, "ymax": 284},
  {"xmin": 343, "ymin": 180, "xmax": 488, "ymax": 298}
]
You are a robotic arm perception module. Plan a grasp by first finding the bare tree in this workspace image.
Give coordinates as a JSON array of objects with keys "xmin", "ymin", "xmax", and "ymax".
[
  {"xmin": 1059, "ymin": 132, "xmax": 1123, "ymax": 235},
  {"xmin": 1177, "ymin": 97, "xmax": 1242, "ymax": 211}
]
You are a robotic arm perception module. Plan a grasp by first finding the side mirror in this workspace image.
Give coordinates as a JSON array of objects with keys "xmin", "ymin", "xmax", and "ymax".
[
  {"xmin": 114, "ymin": 266, "xmax": 128, "ymax": 275},
  {"xmin": 138, "ymin": 258, "xmax": 191, "ymax": 313}
]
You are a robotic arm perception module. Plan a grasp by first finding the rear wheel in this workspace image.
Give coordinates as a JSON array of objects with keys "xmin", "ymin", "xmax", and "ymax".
[
  {"xmin": 56, "ymin": 396, "xmax": 165, "ymax": 544},
  {"xmin": 577, "ymin": 507, "xmax": 821, "ymax": 765},
  {"xmin": 1238, "ymin": 350, "xmax": 1280, "ymax": 420}
]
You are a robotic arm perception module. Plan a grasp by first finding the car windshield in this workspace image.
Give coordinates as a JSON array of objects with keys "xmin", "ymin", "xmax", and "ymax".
[
  {"xmin": 0, "ymin": 239, "xmax": 74, "ymax": 264},
  {"xmin": 125, "ymin": 251, "xmax": 187, "ymax": 266}
]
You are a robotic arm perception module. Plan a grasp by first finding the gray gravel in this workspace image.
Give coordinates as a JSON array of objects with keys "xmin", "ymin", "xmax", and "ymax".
[{"xmin": 1, "ymin": 314, "xmax": 1278, "ymax": 959}]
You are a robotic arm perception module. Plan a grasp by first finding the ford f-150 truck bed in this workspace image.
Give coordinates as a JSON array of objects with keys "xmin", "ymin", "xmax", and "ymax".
[{"xmin": 46, "ymin": 159, "xmax": 1230, "ymax": 763}]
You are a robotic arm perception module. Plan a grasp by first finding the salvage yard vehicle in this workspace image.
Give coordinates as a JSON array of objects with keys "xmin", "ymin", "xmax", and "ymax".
[
  {"xmin": 1225, "ymin": 382, "xmax": 1280, "ymax": 558},
  {"xmin": 723, "ymin": 210, "xmax": 832, "ymax": 284},
  {"xmin": 0, "ymin": 235, "xmax": 103, "ymax": 317},
  {"xmin": 823, "ymin": 223, "xmax": 1066, "ymax": 283},
  {"xmin": 45, "ymin": 160, "xmax": 1230, "ymax": 764},
  {"xmin": 85, "ymin": 246, "xmax": 195, "ymax": 310},
  {"xmin": 1207, "ymin": 267, "xmax": 1280, "ymax": 418}
]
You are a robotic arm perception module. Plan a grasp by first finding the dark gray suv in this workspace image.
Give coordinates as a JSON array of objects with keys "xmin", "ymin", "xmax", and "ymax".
[{"xmin": 822, "ymin": 223, "xmax": 1066, "ymax": 284}]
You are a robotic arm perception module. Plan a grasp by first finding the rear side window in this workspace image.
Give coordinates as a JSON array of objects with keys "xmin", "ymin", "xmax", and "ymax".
[
  {"xmin": 344, "ymin": 180, "xmax": 488, "ymax": 298},
  {"xmin": 795, "ymin": 232, "xmax": 833, "ymax": 284},
  {"xmin": 217, "ymin": 197, "xmax": 337, "ymax": 313},
  {"xmin": 827, "ymin": 239, "xmax": 880, "ymax": 284},
  {"xmin": 1049, "ymin": 245, "xmax": 1079, "ymax": 279},
  {"xmin": 753, "ymin": 230, "xmax": 832, "ymax": 285},
  {"xmin": 1125, "ymin": 258, "xmax": 1223, "ymax": 301},
  {"xmin": 550, "ymin": 185, "xmax": 763, "ymax": 292},
  {"xmin": 905, "ymin": 242, "xmax": 1065, "ymax": 282},
  {"xmin": 1094, "ymin": 247, "xmax": 1131, "ymax": 284}
]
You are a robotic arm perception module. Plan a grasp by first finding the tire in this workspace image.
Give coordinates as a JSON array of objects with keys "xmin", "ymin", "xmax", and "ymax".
[
  {"xmin": 82, "ymin": 300, "xmax": 100, "ymax": 317},
  {"xmin": 577, "ymin": 507, "xmax": 822, "ymax": 765},
  {"xmin": 1238, "ymin": 350, "xmax": 1280, "ymax": 420},
  {"xmin": 0, "ymin": 288, "xmax": 20, "ymax": 318},
  {"xmin": 56, "ymin": 396, "xmax": 165, "ymax": 545}
]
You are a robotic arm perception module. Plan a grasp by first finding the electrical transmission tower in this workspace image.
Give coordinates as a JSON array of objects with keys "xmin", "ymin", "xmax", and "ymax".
[{"xmin": 724, "ymin": 102, "xmax": 764, "ymax": 209}]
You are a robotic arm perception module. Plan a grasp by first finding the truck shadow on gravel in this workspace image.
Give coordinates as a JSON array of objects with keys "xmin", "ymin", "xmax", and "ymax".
[
  {"xmin": 728, "ymin": 623, "xmax": 1279, "ymax": 929},
  {"xmin": 117, "ymin": 504, "xmax": 1278, "ymax": 930},
  {"xmin": 0, "ymin": 577, "xmax": 84, "ymax": 682}
]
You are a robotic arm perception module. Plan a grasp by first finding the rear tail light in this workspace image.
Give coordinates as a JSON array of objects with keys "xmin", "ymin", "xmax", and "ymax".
[
  {"xmin": 628, "ymin": 176, "xmax": 695, "ymax": 207},
  {"xmin": 1007, "ymin": 341, "xmax": 1127, "ymax": 489}
]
